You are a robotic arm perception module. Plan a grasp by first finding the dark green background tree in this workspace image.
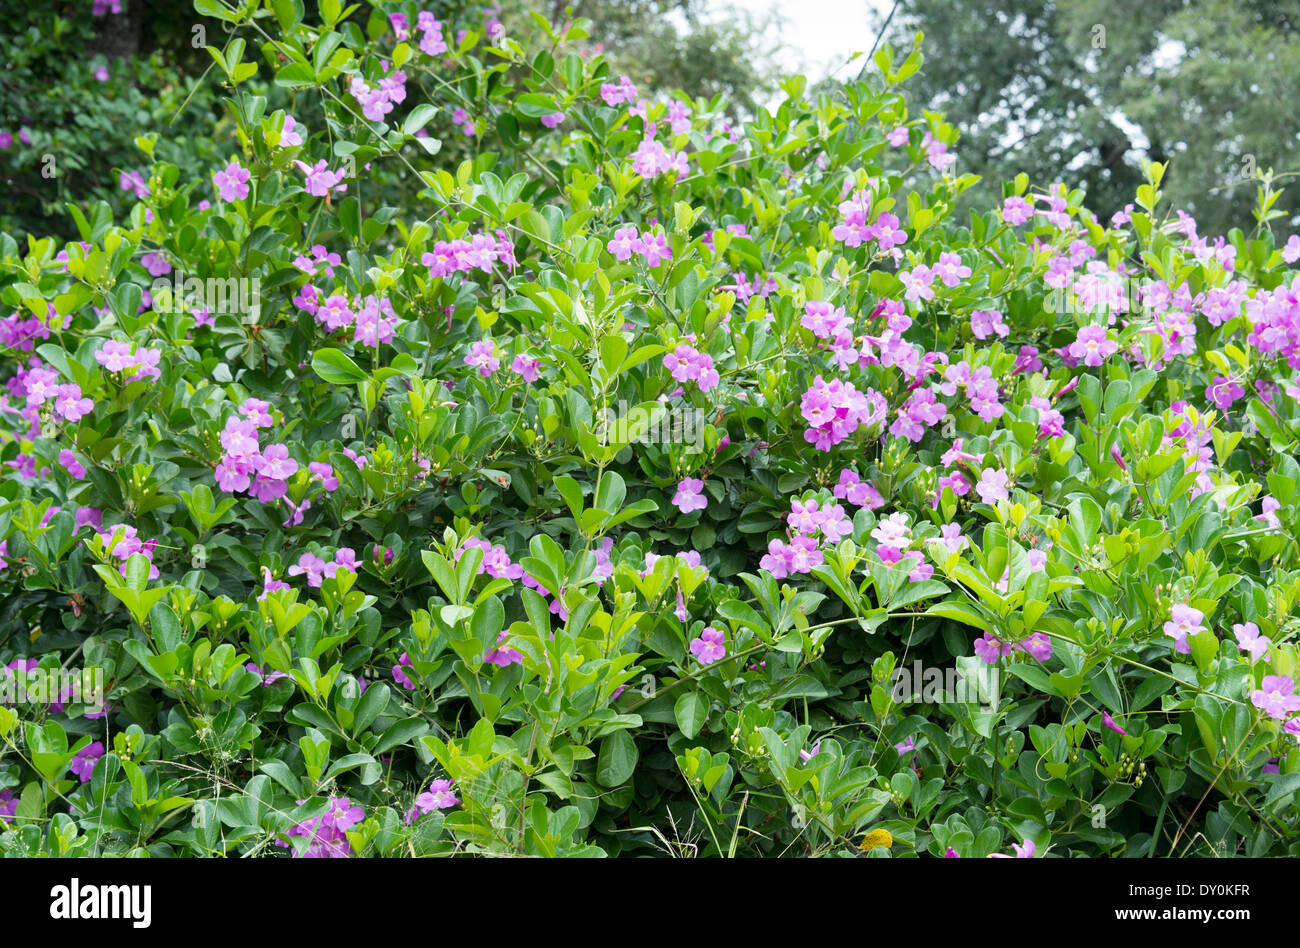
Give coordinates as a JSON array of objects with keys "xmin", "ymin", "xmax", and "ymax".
[{"xmin": 875, "ymin": 0, "xmax": 1300, "ymax": 234}]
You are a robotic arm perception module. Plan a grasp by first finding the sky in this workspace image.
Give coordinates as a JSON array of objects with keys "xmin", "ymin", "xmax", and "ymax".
[{"xmin": 704, "ymin": 0, "xmax": 896, "ymax": 83}]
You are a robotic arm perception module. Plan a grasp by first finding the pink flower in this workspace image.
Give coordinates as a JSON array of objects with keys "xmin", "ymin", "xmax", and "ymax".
[
  {"xmin": 1251, "ymin": 676, "xmax": 1300, "ymax": 720},
  {"xmin": 511, "ymin": 354, "xmax": 540, "ymax": 382},
  {"xmin": 325, "ymin": 547, "xmax": 358, "ymax": 578},
  {"xmin": 119, "ymin": 169, "xmax": 149, "ymax": 198},
  {"xmin": 1163, "ymin": 603, "xmax": 1206, "ymax": 655},
  {"xmin": 413, "ymin": 778, "xmax": 459, "ymax": 816},
  {"xmin": 1067, "ymin": 324, "xmax": 1116, "ymax": 367},
  {"xmin": 140, "ymin": 252, "xmax": 171, "ymax": 276},
  {"xmin": 1101, "ymin": 711, "xmax": 1127, "ymax": 735},
  {"xmin": 1001, "ymin": 196, "xmax": 1034, "ymax": 225},
  {"xmin": 975, "ymin": 468, "xmax": 1010, "ymax": 505},
  {"xmin": 672, "ymin": 478, "xmax": 708, "ymax": 513},
  {"xmin": 932, "ymin": 251, "xmax": 971, "ymax": 287},
  {"xmin": 1232, "ymin": 621, "xmax": 1271, "ymax": 660},
  {"xmin": 257, "ymin": 443, "xmax": 298, "ymax": 480},
  {"xmin": 600, "ymin": 75, "xmax": 638, "ymax": 106},
  {"xmin": 53, "ymin": 384, "xmax": 94, "ymax": 421},
  {"xmin": 638, "ymin": 230, "xmax": 673, "ymax": 267},
  {"xmin": 607, "ymin": 225, "xmax": 644, "ymax": 262},
  {"xmin": 970, "ymin": 309, "xmax": 1009, "ymax": 340},
  {"xmin": 59, "ymin": 449, "xmax": 87, "ymax": 479},
  {"xmin": 465, "ymin": 340, "xmax": 499, "ymax": 377},
  {"xmin": 689, "ymin": 626, "xmax": 726, "ymax": 664},
  {"xmin": 278, "ymin": 114, "xmax": 305, "ymax": 147},
  {"xmin": 295, "ymin": 159, "xmax": 347, "ymax": 197},
  {"xmin": 212, "ymin": 159, "xmax": 251, "ymax": 201},
  {"xmin": 484, "ymin": 631, "xmax": 524, "ymax": 666},
  {"xmin": 288, "ymin": 552, "xmax": 328, "ymax": 587}
]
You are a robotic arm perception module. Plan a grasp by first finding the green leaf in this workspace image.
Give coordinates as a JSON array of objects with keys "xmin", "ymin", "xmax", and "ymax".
[
  {"xmin": 596, "ymin": 730, "xmax": 638, "ymax": 787},
  {"xmin": 312, "ymin": 347, "xmax": 368, "ymax": 385},
  {"xmin": 674, "ymin": 692, "xmax": 708, "ymax": 739}
]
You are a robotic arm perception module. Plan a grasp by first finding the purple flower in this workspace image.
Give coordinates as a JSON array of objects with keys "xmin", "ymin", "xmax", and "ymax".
[
  {"xmin": 1068, "ymin": 324, "xmax": 1117, "ymax": 367},
  {"xmin": 465, "ymin": 340, "xmax": 500, "ymax": 377},
  {"xmin": 606, "ymin": 225, "xmax": 644, "ymax": 261},
  {"xmin": 975, "ymin": 468, "xmax": 1010, "ymax": 505},
  {"xmin": 50, "ymin": 384, "xmax": 93, "ymax": 422},
  {"xmin": 245, "ymin": 660, "xmax": 288, "ymax": 684},
  {"xmin": 1232, "ymin": 621, "xmax": 1271, "ymax": 660},
  {"xmin": 413, "ymin": 778, "xmax": 459, "ymax": 816},
  {"xmin": 294, "ymin": 159, "xmax": 347, "ymax": 197},
  {"xmin": 689, "ymin": 626, "xmax": 726, "ymax": 664},
  {"xmin": 484, "ymin": 630, "xmax": 524, "ymax": 667},
  {"xmin": 672, "ymin": 477, "xmax": 707, "ymax": 514},
  {"xmin": 70, "ymin": 742, "xmax": 105, "ymax": 783},
  {"xmin": 59, "ymin": 449, "xmax": 86, "ymax": 479},
  {"xmin": 213, "ymin": 159, "xmax": 251, "ymax": 202},
  {"xmin": 974, "ymin": 631, "xmax": 1013, "ymax": 664},
  {"xmin": 288, "ymin": 552, "xmax": 328, "ymax": 587},
  {"xmin": 511, "ymin": 354, "xmax": 540, "ymax": 382},
  {"xmin": 970, "ymin": 308, "xmax": 1009, "ymax": 340},
  {"xmin": 1207, "ymin": 376, "xmax": 1245, "ymax": 411},
  {"xmin": 1251, "ymin": 676, "xmax": 1300, "ymax": 720},
  {"xmin": 119, "ymin": 169, "xmax": 149, "ymax": 198},
  {"xmin": 392, "ymin": 652, "xmax": 416, "ymax": 690},
  {"xmin": 1163, "ymin": 603, "xmax": 1205, "ymax": 655},
  {"xmin": 1001, "ymin": 196, "xmax": 1034, "ymax": 225}
]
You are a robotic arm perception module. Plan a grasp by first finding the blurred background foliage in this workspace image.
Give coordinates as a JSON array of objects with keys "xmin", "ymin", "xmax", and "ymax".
[
  {"xmin": 3, "ymin": 0, "xmax": 1297, "ymax": 241},
  {"xmin": 871, "ymin": 0, "xmax": 1300, "ymax": 233}
]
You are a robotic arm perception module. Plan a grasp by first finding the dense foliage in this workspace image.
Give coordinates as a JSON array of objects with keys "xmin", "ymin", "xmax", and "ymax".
[{"xmin": 3, "ymin": 0, "xmax": 1300, "ymax": 858}]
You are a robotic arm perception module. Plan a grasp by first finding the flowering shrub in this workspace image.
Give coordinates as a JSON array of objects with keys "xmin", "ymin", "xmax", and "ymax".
[{"xmin": 2, "ymin": 1, "xmax": 1300, "ymax": 859}]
